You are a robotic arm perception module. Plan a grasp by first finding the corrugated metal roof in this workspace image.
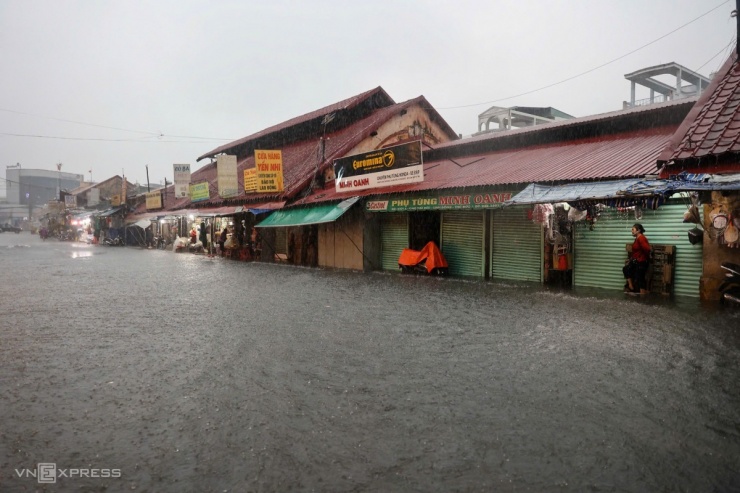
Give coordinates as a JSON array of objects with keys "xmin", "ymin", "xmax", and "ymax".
[
  {"xmin": 434, "ymin": 97, "xmax": 696, "ymax": 151},
  {"xmin": 659, "ymin": 54, "xmax": 740, "ymax": 168},
  {"xmin": 180, "ymin": 96, "xmax": 457, "ymax": 208},
  {"xmin": 197, "ymin": 87, "xmax": 395, "ymax": 162},
  {"xmin": 296, "ymin": 126, "xmax": 678, "ymax": 206}
]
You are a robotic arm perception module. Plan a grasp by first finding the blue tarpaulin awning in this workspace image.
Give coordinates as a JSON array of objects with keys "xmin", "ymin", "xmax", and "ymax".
[
  {"xmin": 506, "ymin": 174, "xmax": 740, "ymax": 210},
  {"xmin": 505, "ymin": 180, "xmax": 667, "ymax": 207}
]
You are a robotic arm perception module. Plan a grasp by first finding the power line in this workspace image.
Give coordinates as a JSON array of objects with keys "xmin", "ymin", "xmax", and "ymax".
[
  {"xmin": 438, "ymin": 0, "xmax": 731, "ymax": 110},
  {"xmin": 0, "ymin": 132, "xmax": 232, "ymax": 144},
  {"xmin": 0, "ymin": 109, "xmax": 234, "ymax": 142},
  {"xmin": 695, "ymin": 36, "xmax": 737, "ymax": 72}
]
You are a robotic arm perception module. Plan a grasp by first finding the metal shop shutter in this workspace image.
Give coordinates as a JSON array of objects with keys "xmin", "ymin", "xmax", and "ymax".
[
  {"xmin": 573, "ymin": 202, "xmax": 702, "ymax": 297},
  {"xmin": 491, "ymin": 206, "xmax": 543, "ymax": 282},
  {"xmin": 441, "ymin": 211, "xmax": 485, "ymax": 278},
  {"xmin": 380, "ymin": 213, "xmax": 409, "ymax": 271}
]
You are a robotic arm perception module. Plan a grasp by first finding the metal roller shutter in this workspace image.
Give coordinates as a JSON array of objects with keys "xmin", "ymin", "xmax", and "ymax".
[
  {"xmin": 441, "ymin": 211, "xmax": 485, "ymax": 278},
  {"xmin": 573, "ymin": 202, "xmax": 702, "ymax": 297},
  {"xmin": 491, "ymin": 206, "xmax": 543, "ymax": 282},
  {"xmin": 380, "ymin": 213, "xmax": 408, "ymax": 271}
]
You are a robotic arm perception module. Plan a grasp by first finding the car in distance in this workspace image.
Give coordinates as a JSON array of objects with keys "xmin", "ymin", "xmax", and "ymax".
[{"xmin": 1, "ymin": 224, "xmax": 22, "ymax": 233}]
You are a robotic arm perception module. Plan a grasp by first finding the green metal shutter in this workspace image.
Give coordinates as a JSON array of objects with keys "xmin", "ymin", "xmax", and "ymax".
[
  {"xmin": 441, "ymin": 211, "xmax": 485, "ymax": 278},
  {"xmin": 573, "ymin": 202, "xmax": 702, "ymax": 297},
  {"xmin": 491, "ymin": 206, "xmax": 543, "ymax": 282},
  {"xmin": 380, "ymin": 213, "xmax": 408, "ymax": 271}
]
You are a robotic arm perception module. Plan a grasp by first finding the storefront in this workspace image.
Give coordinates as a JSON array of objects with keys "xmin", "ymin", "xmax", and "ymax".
[
  {"xmin": 257, "ymin": 198, "xmax": 359, "ymax": 268},
  {"xmin": 573, "ymin": 201, "xmax": 703, "ymax": 297},
  {"xmin": 491, "ymin": 206, "xmax": 543, "ymax": 282},
  {"xmin": 506, "ymin": 180, "xmax": 704, "ymax": 297},
  {"xmin": 367, "ymin": 188, "xmax": 519, "ymax": 278}
]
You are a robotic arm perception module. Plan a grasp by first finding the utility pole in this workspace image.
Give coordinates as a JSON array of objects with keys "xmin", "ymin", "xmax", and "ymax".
[
  {"xmin": 146, "ymin": 165, "xmax": 150, "ymax": 192},
  {"xmin": 56, "ymin": 162, "xmax": 62, "ymax": 201}
]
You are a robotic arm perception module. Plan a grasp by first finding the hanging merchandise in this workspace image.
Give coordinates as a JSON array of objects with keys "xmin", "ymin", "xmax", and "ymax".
[
  {"xmin": 683, "ymin": 204, "xmax": 701, "ymax": 224},
  {"xmin": 713, "ymin": 213, "xmax": 729, "ymax": 230},
  {"xmin": 567, "ymin": 207, "xmax": 587, "ymax": 222},
  {"xmin": 725, "ymin": 214, "xmax": 739, "ymax": 244},
  {"xmin": 688, "ymin": 227, "xmax": 703, "ymax": 245},
  {"xmin": 532, "ymin": 203, "xmax": 553, "ymax": 224}
]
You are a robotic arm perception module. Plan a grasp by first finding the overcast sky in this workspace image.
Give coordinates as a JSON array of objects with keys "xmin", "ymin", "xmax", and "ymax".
[{"xmin": 0, "ymin": 0, "xmax": 736, "ymax": 193}]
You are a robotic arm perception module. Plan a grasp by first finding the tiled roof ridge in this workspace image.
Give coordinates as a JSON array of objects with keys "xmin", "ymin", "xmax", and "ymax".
[
  {"xmin": 658, "ymin": 52, "xmax": 739, "ymax": 166},
  {"xmin": 677, "ymin": 60, "xmax": 739, "ymax": 155}
]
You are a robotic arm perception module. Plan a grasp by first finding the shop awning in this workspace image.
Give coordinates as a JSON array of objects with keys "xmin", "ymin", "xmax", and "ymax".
[
  {"xmin": 95, "ymin": 206, "xmax": 125, "ymax": 217},
  {"xmin": 507, "ymin": 175, "xmax": 740, "ymax": 209},
  {"xmin": 194, "ymin": 201, "xmax": 286, "ymax": 217},
  {"xmin": 256, "ymin": 197, "xmax": 359, "ymax": 228},
  {"xmin": 132, "ymin": 219, "xmax": 153, "ymax": 229},
  {"xmin": 505, "ymin": 180, "xmax": 663, "ymax": 205}
]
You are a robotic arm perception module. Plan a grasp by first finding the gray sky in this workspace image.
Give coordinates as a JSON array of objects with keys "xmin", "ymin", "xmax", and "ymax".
[{"xmin": 0, "ymin": 0, "xmax": 736, "ymax": 192}]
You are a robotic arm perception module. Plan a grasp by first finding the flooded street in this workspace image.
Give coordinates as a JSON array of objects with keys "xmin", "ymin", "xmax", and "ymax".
[{"xmin": 1, "ymin": 232, "xmax": 739, "ymax": 492}]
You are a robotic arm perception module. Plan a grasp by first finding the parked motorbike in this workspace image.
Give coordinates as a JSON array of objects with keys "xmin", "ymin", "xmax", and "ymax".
[
  {"xmin": 153, "ymin": 235, "xmax": 169, "ymax": 250},
  {"xmin": 103, "ymin": 237, "xmax": 124, "ymax": 246},
  {"xmin": 719, "ymin": 261, "xmax": 740, "ymax": 305}
]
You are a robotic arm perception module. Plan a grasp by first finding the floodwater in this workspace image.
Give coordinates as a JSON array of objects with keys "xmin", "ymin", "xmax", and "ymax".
[{"xmin": 1, "ymin": 232, "xmax": 739, "ymax": 493}]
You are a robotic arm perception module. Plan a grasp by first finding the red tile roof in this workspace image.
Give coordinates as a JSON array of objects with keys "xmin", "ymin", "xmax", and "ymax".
[{"xmin": 658, "ymin": 53, "xmax": 740, "ymax": 170}]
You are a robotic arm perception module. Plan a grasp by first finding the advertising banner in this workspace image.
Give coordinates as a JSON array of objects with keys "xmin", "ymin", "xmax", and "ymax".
[
  {"xmin": 64, "ymin": 195, "xmax": 77, "ymax": 208},
  {"xmin": 244, "ymin": 168, "xmax": 257, "ymax": 192},
  {"xmin": 146, "ymin": 191, "xmax": 162, "ymax": 210},
  {"xmin": 333, "ymin": 141, "xmax": 423, "ymax": 193},
  {"xmin": 255, "ymin": 150, "xmax": 284, "ymax": 193},
  {"xmin": 173, "ymin": 164, "xmax": 191, "ymax": 198},
  {"xmin": 217, "ymin": 155, "xmax": 239, "ymax": 198},
  {"xmin": 88, "ymin": 188, "xmax": 100, "ymax": 207},
  {"xmin": 110, "ymin": 194, "xmax": 121, "ymax": 207},
  {"xmin": 190, "ymin": 182, "xmax": 210, "ymax": 202},
  {"xmin": 366, "ymin": 191, "xmax": 513, "ymax": 212}
]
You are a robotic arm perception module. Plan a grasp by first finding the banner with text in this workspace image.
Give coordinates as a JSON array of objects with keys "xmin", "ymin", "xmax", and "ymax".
[
  {"xmin": 173, "ymin": 164, "xmax": 191, "ymax": 198},
  {"xmin": 88, "ymin": 188, "xmax": 100, "ymax": 207},
  {"xmin": 190, "ymin": 182, "xmax": 210, "ymax": 202},
  {"xmin": 146, "ymin": 191, "xmax": 163, "ymax": 210},
  {"xmin": 217, "ymin": 155, "xmax": 239, "ymax": 198},
  {"xmin": 255, "ymin": 150, "xmax": 284, "ymax": 193},
  {"xmin": 244, "ymin": 168, "xmax": 257, "ymax": 192},
  {"xmin": 333, "ymin": 141, "xmax": 423, "ymax": 193},
  {"xmin": 365, "ymin": 191, "xmax": 513, "ymax": 212}
]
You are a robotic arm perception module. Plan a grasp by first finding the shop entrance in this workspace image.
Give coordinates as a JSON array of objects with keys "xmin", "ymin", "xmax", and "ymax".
[{"xmin": 409, "ymin": 211, "xmax": 440, "ymax": 250}]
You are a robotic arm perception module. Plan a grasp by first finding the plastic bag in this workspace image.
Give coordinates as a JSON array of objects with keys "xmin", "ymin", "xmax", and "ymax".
[{"xmin": 567, "ymin": 207, "xmax": 587, "ymax": 222}]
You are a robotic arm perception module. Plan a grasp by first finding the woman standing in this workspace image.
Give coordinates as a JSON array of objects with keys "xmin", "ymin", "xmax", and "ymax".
[{"xmin": 623, "ymin": 223, "xmax": 651, "ymax": 295}]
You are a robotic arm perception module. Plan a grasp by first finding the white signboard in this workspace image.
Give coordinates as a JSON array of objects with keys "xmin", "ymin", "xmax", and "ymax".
[
  {"xmin": 173, "ymin": 164, "xmax": 191, "ymax": 198},
  {"xmin": 333, "ymin": 141, "xmax": 423, "ymax": 193},
  {"xmin": 88, "ymin": 188, "xmax": 100, "ymax": 206},
  {"xmin": 217, "ymin": 155, "xmax": 239, "ymax": 198}
]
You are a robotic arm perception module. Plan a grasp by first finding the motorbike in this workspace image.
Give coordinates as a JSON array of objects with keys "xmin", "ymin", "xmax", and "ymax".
[
  {"xmin": 103, "ymin": 236, "xmax": 124, "ymax": 246},
  {"xmin": 153, "ymin": 235, "xmax": 169, "ymax": 250},
  {"xmin": 718, "ymin": 261, "xmax": 740, "ymax": 305}
]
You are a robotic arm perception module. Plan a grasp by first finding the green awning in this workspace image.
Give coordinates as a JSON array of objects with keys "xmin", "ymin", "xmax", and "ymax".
[{"xmin": 256, "ymin": 197, "xmax": 359, "ymax": 228}]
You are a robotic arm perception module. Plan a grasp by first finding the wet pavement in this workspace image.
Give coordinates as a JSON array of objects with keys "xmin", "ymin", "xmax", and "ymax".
[{"xmin": 1, "ymin": 232, "xmax": 739, "ymax": 492}]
